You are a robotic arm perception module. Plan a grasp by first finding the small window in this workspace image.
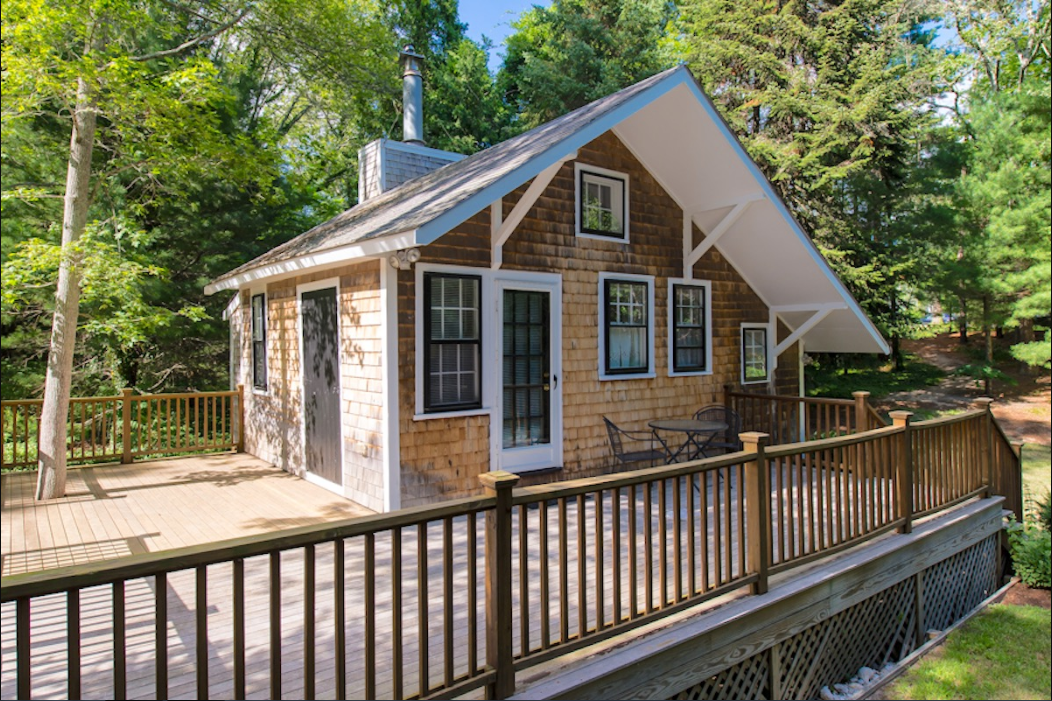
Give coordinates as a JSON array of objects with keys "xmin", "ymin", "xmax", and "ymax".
[
  {"xmin": 741, "ymin": 325, "xmax": 770, "ymax": 384},
  {"xmin": 251, "ymin": 293, "xmax": 267, "ymax": 390},
  {"xmin": 601, "ymin": 275, "xmax": 654, "ymax": 377},
  {"xmin": 671, "ymin": 282, "xmax": 710, "ymax": 374},
  {"xmin": 576, "ymin": 164, "xmax": 628, "ymax": 240},
  {"xmin": 424, "ymin": 273, "xmax": 482, "ymax": 411}
]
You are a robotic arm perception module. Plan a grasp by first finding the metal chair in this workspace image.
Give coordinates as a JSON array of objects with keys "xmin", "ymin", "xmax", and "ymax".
[
  {"xmin": 604, "ymin": 417, "xmax": 665, "ymax": 470},
  {"xmin": 692, "ymin": 405, "xmax": 743, "ymax": 454}
]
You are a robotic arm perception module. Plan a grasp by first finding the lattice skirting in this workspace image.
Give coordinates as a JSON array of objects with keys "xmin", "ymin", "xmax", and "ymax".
[{"xmin": 670, "ymin": 534, "xmax": 999, "ymax": 701}]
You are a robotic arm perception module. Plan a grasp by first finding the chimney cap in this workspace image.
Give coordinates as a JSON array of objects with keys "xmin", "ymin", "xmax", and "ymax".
[{"xmin": 400, "ymin": 45, "xmax": 424, "ymax": 62}]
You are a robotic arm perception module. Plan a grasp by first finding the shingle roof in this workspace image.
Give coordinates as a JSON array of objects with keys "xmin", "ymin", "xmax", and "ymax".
[{"xmin": 209, "ymin": 66, "xmax": 684, "ymax": 289}]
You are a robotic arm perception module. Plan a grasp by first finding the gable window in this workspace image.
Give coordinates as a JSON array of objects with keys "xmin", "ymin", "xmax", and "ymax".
[
  {"xmin": 599, "ymin": 274, "xmax": 654, "ymax": 378},
  {"xmin": 741, "ymin": 324, "xmax": 770, "ymax": 384},
  {"xmin": 670, "ymin": 281, "xmax": 711, "ymax": 374},
  {"xmin": 576, "ymin": 164, "xmax": 628, "ymax": 240},
  {"xmin": 424, "ymin": 272, "xmax": 482, "ymax": 411},
  {"xmin": 251, "ymin": 293, "xmax": 268, "ymax": 390}
]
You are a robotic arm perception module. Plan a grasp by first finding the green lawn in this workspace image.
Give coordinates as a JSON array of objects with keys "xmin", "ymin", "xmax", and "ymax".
[
  {"xmin": 806, "ymin": 356, "xmax": 945, "ymax": 399},
  {"xmin": 1021, "ymin": 443, "xmax": 1051, "ymax": 502},
  {"xmin": 885, "ymin": 604, "xmax": 1051, "ymax": 700}
]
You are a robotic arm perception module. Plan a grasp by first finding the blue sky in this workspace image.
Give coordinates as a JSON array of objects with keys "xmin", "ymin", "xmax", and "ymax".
[{"xmin": 459, "ymin": 0, "xmax": 545, "ymax": 70}]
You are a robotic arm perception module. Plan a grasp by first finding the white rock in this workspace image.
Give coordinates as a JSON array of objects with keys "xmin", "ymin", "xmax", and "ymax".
[
  {"xmin": 858, "ymin": 666, "xmax": 878, "ymax": 683},
  {"xmin": 819, "ymin": 686, "xmax": 840, "ymax": 700}
]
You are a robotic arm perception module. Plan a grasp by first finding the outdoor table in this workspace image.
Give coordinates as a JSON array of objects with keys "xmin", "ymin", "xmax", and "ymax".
[{"xmin": 648, "ymin": 418, "xmax": 728, "ymax": 464}]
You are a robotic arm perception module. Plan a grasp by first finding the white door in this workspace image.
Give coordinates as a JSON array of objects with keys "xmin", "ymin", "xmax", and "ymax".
[{"xmin": 495, "ymin": 278, "xmax": 562, "ymax": 472}]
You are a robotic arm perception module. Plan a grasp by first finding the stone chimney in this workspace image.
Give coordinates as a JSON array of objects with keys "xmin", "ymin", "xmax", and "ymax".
[{"xmin": 356, "ymin": 47, "xmax": 465, "ymax": 203}]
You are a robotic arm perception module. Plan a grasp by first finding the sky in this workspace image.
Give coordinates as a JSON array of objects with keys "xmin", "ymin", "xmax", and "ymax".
[{"xmin": 459, "ymin": 0, "xmax": 546, "ymax": 71}]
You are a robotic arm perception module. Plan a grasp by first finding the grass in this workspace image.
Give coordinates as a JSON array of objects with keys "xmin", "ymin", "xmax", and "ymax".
[
  {"xmin": 806, "ymin": 355, "xmax": 945, "ymax": 399},
  {"xmin": 885, "ymin": 604, "xmax": 1051, "ymax": 700},
  {"xmin": 1021, "ymin": 443, "xmax": 1052, "ymax": 509}
]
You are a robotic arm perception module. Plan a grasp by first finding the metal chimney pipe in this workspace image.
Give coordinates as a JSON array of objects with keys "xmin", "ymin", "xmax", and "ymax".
[{"xmin": 400, "ymin": 45, "xmax": 425, "ymax": 145}]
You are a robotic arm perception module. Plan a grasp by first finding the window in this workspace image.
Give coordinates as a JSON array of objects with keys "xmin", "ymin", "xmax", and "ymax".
[
  {"xmin": 670, "ymin": 281, "xmax": 710, "ymax": 374},
  {"xmin": 741, "ymin": 324, "xmax": 770, "ymax": 384},
  {"xmin": 600, "ymin": 274, "xmax": 654, "ymax": 378},
  {"xmin": 251, "ymin": 293, "xmax": 267, "ymax": 390},
  {"xmin": 576, "ymin": 164, "xmax": 628, "ymax": 240},
  {"xmin": 424, "ymin": 273, "xmax": 482, "ymax": 411}
]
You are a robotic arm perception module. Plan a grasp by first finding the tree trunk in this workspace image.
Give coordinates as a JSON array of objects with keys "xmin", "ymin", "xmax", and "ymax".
[
  {"xmin": 36, "ymin": 76, "xmax": 97, "ymax": 501},
  {"xmin": 982, "ymin": 294, "xmax": 993, "ymax": 396},
  {"xmin": 957, "ymin": 295, "xmax": 968, "ymax": 344}
]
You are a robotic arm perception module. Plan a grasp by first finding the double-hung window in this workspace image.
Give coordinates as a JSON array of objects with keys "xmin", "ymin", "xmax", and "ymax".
[
  {"xmin": 576, "ymin": 164, "xmax": 628, "ymax": 240},
  {"xmin": 600, "ymin": 274, "xmax": 654, "ymax": 378},
  {"xmin": 670, "ymin": 281, "xmax": 711, "ymax": 374},
  {"xmin": 424, "ymin": 273, "xmax": 482, "ymax": 411},
  {"xmin": 741, "ymin": 324, "xmax": 770, "ymax": 384},
  {"xmin": 251, "ymin": 293, "xmax": 267, "ymax": 390}
]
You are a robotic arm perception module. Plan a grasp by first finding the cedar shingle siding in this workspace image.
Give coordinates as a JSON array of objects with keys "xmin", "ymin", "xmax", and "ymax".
[{"xmin": 397, "ymin": 131, "xmax": 799, "ymax": 506}]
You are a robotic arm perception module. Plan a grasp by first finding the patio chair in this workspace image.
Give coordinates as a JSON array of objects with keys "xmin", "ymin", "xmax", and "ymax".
[
  {"xmin": 692, "ymin": 405, "xmax": 743, "ymax": 454},
  {"xmin": 604, "ymin": 417, "xmax": 665, "ymax": 471}
]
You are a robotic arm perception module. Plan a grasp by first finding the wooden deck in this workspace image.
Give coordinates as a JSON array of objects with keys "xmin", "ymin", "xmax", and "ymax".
[{"xmin": 1, "ymin": 454, "xmax": 373, "ymax": 577}]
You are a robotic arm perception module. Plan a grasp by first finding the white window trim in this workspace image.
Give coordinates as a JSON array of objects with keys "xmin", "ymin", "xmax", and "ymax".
[
  {"xmin": 741, "ymin": 322, "xmax": 772, "ymax": 385},
  {"xmin": 295, "ymin": 277, "xmax": 346, "ymax": 496},
  {"xmin": 667, "ymin": 278, "xmax": 713, "ymax": 377},
  {"xmin": 413, "ymin": 263, "xmax": 562, "ymax": 423},
  {"xmin": 598, "ymin": 271, "xmax": 655, "ymax": 381},
  {"xmin": 249, "ymin": 286, "xmax": 270, "ymax": 396},
  {"xmin": 574, "ymin": 162, "xmax": 630, "ymax": 243}
]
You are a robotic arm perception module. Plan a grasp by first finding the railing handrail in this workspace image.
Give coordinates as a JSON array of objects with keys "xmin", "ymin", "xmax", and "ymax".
[
  {"xmin": 726, "ymin": 390, "xmax": 856, "ymax": 407},
  {"xmin": 1, "ymin": 389, "xmax": 240, "ymax": 408},
  {"xmin": 910, "ymin": 408, "xmax": 986, "ymax": 429},
  {"xmin": 0, "ymin": 493, "xmax": 495, "ymax": 601},
  {"xmin": 764, "ymin": 423, "xmax": 904, "ymax": 459}
]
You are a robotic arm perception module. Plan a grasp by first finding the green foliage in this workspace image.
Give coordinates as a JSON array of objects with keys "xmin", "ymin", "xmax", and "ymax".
[
  {"xmin": 885, "ymin": 604, "xmax": 1052, "ymax": 700},
  {"xmin": 1035, "ymin": 490, "xmax": 1052, "ymax": 532},
  {"xmin": 806, "ymin": 354, "xmax": 945, "ymax": 399},
  {"xmin": 1007, "ymin": 518, "xmax": 1052, "ymax": 589},
  {"xmin": 952, "ymin": 363, "xmax": 1017, "ymax": 389},
  {"xmin": 501, "ymin": 0, "xmax": 675, "ymax": 127}
]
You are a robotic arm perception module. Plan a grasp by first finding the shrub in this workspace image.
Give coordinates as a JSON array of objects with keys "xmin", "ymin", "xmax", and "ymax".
[
  {"xmin": 1035, "ymin": 490, "xmax": 1052, "ymax": 532},
  {"xmin": 1007, "ymin": 519, "xmax": 1052, "ymax": 589}
]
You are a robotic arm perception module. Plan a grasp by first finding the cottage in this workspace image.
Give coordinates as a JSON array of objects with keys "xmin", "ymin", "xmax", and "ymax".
[{"xmin": 206, "ymin": 57, "xmax": 888, "ymax": 512}]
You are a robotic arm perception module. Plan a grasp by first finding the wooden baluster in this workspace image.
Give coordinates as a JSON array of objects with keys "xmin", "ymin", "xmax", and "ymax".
[
  {"xmin": 595, "ymin": 490, "xmax": 605, "ymax": 629},
  {"xmin": 390, "ymin": 531, "xmax": 401, "ymax": 699},
  {"xmin": 334, "ymin": 539, "xmax": 346, "ymax": 700},
  {"xmin": 444, "ymin": 517, "xmax": 455, "ymax": 687},
  {"xmin": 628, "ymin": 486, "xmax": 638, "ymax": 619},
  {"xmin": 611, "ymin": 487, "xmax": 622, "ymax": 623},
  {"xmin": 365, "ymin": 536, "xmax": 376, "ymax": 700},
  {"xmin": 576, "ymin": 494, "xmax": 586, "ymax": 636},
  {"xmin": 68, "ymin": 589, "xmax": 81, "ymax": 700},
  {"xmin": 659, "ymin": 479, "xmax": 667, "ymax": 608},
  {"xmin": 269, "ymin": 553, "xmax": 281, "ymax": 700},
  {"xmin": 114, "ymin": 581, "xmax": 127, "ymax": 700},
  {"xmin": 417, "ymin": 523, "xmax": 429, "ymax": 697},
  {"xmin": 305, "ymin": 544, "xmax": 316, "ymax": 700},
  {"xmin": 519, "ymin": 505, "xmax": 530, "ymax": 651},
  {"xmin": 17, "ymin": 597, "xmax": 31, "ymax": 700},
  {"xmin": 196, "ymin": 566, "xmax": 209, "ymax": 700},
  {"xmin": 644, "ymin": 481, "xmax": 654, "ymax": 612},
  {"xmin": 559, "ymin": 497, "xmax": 569, "ymax": 640},
  {"xmin": 232, "ymin": 562, "xmax": 244, "ymax": 700},
  {"xmin": 700, "ymin": 472, "xmax": 710, "ymax": 591},
  {"xmin": 468, "ymin": 513, "xmax": 480, "ymax": 669}
]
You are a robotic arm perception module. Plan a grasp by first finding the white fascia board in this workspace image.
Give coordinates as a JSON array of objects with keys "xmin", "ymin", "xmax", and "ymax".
[
  {"xmin": 414, "ymin": 72, "xmax": 687, "ymax": 246},
  {"xmin": 204, "ymin": 231, "xmax": 417, "ymax": 295},
  {"xmin": 221, "ymin": 291, "xmax": 240, "ymax": 321},
  {"xmin": 678, "ymin": 79, "xmax": 889, "ymax": 356}
]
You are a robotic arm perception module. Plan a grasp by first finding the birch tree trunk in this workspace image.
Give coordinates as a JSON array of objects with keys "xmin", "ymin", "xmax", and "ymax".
[{"xmin": 36, "ymin": 76, "xmax": 97, "ymax": 500}]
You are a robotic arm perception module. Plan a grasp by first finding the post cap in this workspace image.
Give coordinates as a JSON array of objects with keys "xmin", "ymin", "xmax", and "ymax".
[
  {"xmin": 972, "ymin": 397, "xmax": 995, "ymax": 410},
  {"xmin": 479, "ymin": 471, "xmax": 521, "ymax": 490},
  {"xmin": 852, "ymin": 390, "xmax": 871, "ymax": 400},
  {"xmin": 888, "ymin": 410, "xmax": 914, "ymax": 426},
  {"xmin": 738, "ymin": 431, "xmax": 769, "ymax": 448}
]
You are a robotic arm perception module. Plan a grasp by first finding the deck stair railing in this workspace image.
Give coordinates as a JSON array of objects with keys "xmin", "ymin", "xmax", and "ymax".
[
  {"xmin": 1, "ymin": 386, "xmax": 245, "ymax": 470},
  {"xmin": 1, "ymin": 399, "xmax": 1021, "ymax": 700}
]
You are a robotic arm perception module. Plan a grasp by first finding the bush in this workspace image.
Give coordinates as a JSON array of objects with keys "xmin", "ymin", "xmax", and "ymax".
[
  {"xmin": 1007, "ymin": 519, "xmax": 1052, "ymax": 589},
  {"xmin": 1035, "ymin": 490, "xmax": 1052, "ymax": 532}
]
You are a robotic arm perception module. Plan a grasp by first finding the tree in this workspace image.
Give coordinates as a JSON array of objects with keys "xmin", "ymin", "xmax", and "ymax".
[
  {"xmin": 1, "ymin": 0, "xmax": 389, "ymax": 499},
  {"xmin": 500, "ymin": 0, "xmax": 675, "ymax": 127}
]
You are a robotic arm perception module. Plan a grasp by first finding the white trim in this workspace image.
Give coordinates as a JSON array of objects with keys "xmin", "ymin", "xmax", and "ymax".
[
  {"xmin": 249, "ymin": 289, "xmax": 270, "ymax": 396},
  {"xmin": 598, "ymin": 272, "xmax": 656, "ymax": 381},
  {"xmin": 379, "ymin": 263, "xmax": 400, "ymax": 512},
  {"xmin": 494, "ymin": 276, "xmax": 564, "ymax": 474},
  {"xmin": 296, "ymin": 277, "xmax": 346, "ymax": 497},
  {"xmin": 205, "ymin": 231, "xmax": 417, "ymax": 294},
  {"xmin": 413, "ymin": 407, "xmax": 491, "ymax": 422},
  {"xmin": 774, "ymin": 307, "xmax": 837, "ymax": 356},
  {"xmin": 685, "ymin": 193, "xmax": 765, "ymax": 270},
  {"xmin": 490, "ymin": 200, "xmax": 503, "ymax": 269},
  {"xmin": 682, "ymin": 210, "xmax": 694, "ymax": 280},
  {"xmin": 492, "ymin": 155, "xmax": 574, "ymax": 270},
  {"xmin": 383, "ymin": 138, "xmax": 467, "ymax": 163},
  {"xmin": 574, "ymin": 163, "xmax": 631, "ymax": 243},
  {"xmin": 667, "ymin": 278, "xmax": 713, "ymax": 378},
  {"xmin": 769, "ymin": 303, "xmax": 847, "ymax": 313},
  {"xmin": 741, "ymin": 322, "xmax": 772, "ymax": 386}
]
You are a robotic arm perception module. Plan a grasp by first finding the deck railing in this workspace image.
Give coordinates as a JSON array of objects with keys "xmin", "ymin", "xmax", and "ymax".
[
  {"xmin": 727, "ymin": 387, "xmax": 886, "ymax": 445},
  {"xmin": 2, "ymin": 400, "xmax": 1022, "ymax": 700},
  {"xmin": 1, "ymin": 387, "xmax": 244, "ymax": 470}
]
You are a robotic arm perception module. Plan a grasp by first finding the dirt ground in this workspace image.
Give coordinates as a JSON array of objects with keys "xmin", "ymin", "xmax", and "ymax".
[{"xmin": 875, "ymin": 333, "xmax": 1051, "ymax": 447}]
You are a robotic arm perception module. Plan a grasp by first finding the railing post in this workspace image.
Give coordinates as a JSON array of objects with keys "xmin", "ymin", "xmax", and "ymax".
[
  {"xmin": 121, "ymin": 388, "xmax": 134, "ymax": 464},
  {"xmin": 740, "ymin": 432, "xmax": 770, "ymax": 595},
  {"xmin": 722, "ymin": 383, "xmax": 734, "ymax": 414},
  {"xmin": 480, "ymin": 470, "xmax": 520, "ymax": 699},
  {"xmin": 237, "ymin": 384, "xmax": 246, "ymax": 453},
  {"xmin": 889, "ymin": 411, "xmax": 914, "ymax": 534},
  {"xmin": 852, "ymin": 391, "xmax": 871, "ymax": 433},
  {"xmin": 972, "ymin": 397, "xmax": 994, "ymax": 497}
]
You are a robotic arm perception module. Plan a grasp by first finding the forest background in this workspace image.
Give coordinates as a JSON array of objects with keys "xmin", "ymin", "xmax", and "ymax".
[{"xmin": 2, "ymin": 0, "xmax": 1049, "ymax": 402}]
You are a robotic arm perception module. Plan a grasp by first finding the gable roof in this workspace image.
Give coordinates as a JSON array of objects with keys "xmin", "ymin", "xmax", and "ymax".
[{"xmin": 207, "ymin": 66, "xmax": 888, "ymax": 355}]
